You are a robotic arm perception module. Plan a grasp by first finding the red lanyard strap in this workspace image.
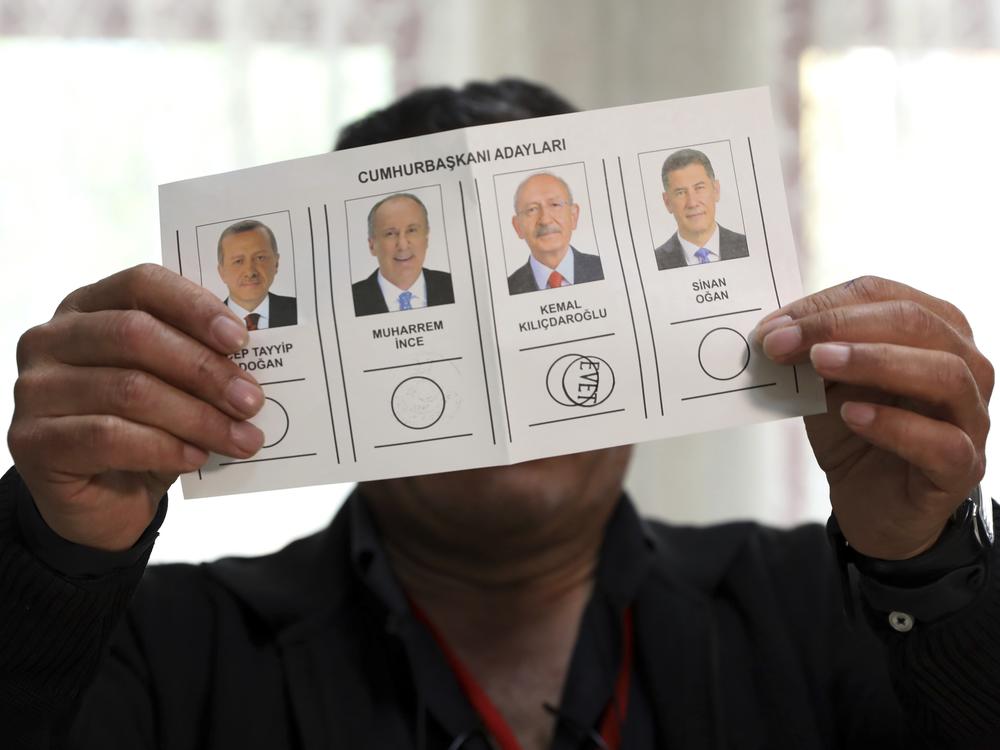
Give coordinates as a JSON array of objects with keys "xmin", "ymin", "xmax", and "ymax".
[
  {"xmin": 597, "ymin": 606, "xmax": 633, "ymax": 749},
  {"xmin": 410, "ymin": 600, "xmax": 634, "ymax": 750}
]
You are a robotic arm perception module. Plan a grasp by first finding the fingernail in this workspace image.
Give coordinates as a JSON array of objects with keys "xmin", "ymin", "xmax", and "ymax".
[
  {"xmin": 752, "ymin": 314, "xmax": 794, "ymax": 344},
  {"xmin": 183, "ymin": 444, "xmax": 208, "ymax": 468},
  {"xmin": 225, "ymin": 377, "xmax": 264, "ymax": 416},
  {"xmin": 211, "ymin": 314, "xmax": 249, "ymax": 351},
  {"xmin": 762, "ymin": 325, "xmax": 802, "ymax": 358},
  {"xmin": 230, "ymin": 421, "xmax": 265, "ymax": 454},
  {"xmin": 841, "ymin": 401, "xmax": 876, "ymax": 427},
  {"xmin": 810, "ymin": 343, "xmax": 851, "ymax": 370}
]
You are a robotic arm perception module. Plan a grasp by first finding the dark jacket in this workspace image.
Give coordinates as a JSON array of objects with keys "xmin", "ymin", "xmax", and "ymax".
[
  {"xmin": 654, "ymin": 225, "xmax": 749, "ymax": 270},
  {"xmin": 2, "ymin": 467, "xmax": 999, "ymax": 749},
  {"xmin": 224, "ymin": 293, "xmax": 298, "ymax": 328},
  {"xmin": 351, "ymin": 268, "xmax": 455, "ymax": 317},
  {"xmin": 507, "ymin": 247, "xmax": 604, "ymax": 295},
  {"xmin": 267, "ymin": 293, "xmax": 298, "ymax": 327}
]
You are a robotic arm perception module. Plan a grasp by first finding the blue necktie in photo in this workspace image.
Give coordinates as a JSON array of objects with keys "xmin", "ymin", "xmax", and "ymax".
[
  {"xmin": 695, "ymin": 247, "xmax": 711, "ymax": 264},
  {"xmin": 398, "ymin": 290, "xmax": 413, "ymax": 310}
]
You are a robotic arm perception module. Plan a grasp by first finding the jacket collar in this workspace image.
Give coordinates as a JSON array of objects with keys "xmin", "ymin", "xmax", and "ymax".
[
  {"xmin": 205, "ymin": 495, "xmax": 356, "ymax": 637},
  {"xmin": 203, "ymin": 491, "xmax": 757, "ymax": 750},
  {"xmin": 204, "ymin": 491, "xmax": 755, "ymax": 634}
]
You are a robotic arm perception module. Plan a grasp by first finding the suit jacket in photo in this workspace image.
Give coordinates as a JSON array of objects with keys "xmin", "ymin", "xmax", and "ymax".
[
  {"xmin": 654, "ymin": 225, "xmax": 749, "ymax": 271},
  {"xmin": 224, "ymin": 292, "xmax": 298, "ymax": 329},
  {"xmin": 507, "ymin": 246, "xmax": 604, "ymax": 295},
  {"xmin": 351, "ymin": 268, "xmax": 455, "ymax": 317},
  {"xmin": 268, "ymin": 293, "xmax": 298, "ymax": 327}
]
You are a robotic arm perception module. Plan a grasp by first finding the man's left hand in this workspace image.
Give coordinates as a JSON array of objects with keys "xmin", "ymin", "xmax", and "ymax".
[{"xmin": 754, "ymin": 276, "xmax": 994, "ymax": 560}]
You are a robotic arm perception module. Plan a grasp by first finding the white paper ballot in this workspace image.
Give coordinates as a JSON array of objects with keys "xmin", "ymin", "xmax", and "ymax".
[{"xmin": 159, "ymin": 87, "xmax": 825, "ymax": 498}]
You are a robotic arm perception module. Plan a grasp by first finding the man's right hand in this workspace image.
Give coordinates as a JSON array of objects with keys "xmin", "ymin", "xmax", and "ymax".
[{"xmin": 7, "ymin": 264, "xmax": 265, "ymax": 552}]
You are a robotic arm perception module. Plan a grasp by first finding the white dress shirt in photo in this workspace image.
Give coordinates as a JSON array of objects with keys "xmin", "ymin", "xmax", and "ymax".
[
  {"xmin": 678, "ymin": 225, "xmax": 721, "ymax": 265},
  {"xmin": 377, "ymin": 271, "xmax": 428, "ymax": 311},
  {"xmin": 529, "ymin": 249, "xmax": 575, "ymax": 289},
  {"xmin": 228, "ymin": 295, "xmax": 271, "ymax": 329}
]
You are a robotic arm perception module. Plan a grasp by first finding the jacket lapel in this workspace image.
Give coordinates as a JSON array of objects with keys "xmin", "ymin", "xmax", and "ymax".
[
  {"xmin": 278, "ymin": 632, "xmax": 340, "ymax": 750},
  {"xmin": 277, "ymin": 616, "xmax": 414, "ymax": 750},
  {"xmin": 634, "ymin": 570, "xmax": 721, "ymax": 750},
  {"xmin": 209, "ymin": 508, "xmax": 390, "ymax": 749},
  {"xmin": 425, "ymin": 270, "xmax": 441, "ymax": 305},
  {"xmin": 367, "ymin": 271, "xmax": 390, "ymax": 314}
]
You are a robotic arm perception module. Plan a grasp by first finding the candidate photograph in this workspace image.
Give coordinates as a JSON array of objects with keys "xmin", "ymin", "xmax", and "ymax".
[
  {"xmin": 216, "ymin": 218, "xmax": 297, "ymax": 329},
  {"xmin": 352, "ymin": 191, "xmax": 455, "ymax": 317},
  {"xmin": 654, "ymin": 147, "xmax": 750, "ymax": 270},
  {"xmin": 507, "ymin": 171, "xmax": 604, "ymax": 294}
]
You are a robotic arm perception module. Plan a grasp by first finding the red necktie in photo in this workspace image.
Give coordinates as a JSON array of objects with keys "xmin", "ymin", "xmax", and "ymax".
[
  {"xmin": 547, "ymin": 270, "xmax": 566, "ymax": 288},
  {"xmin": 245, "ymin": 313, "xmax": 260, "ymax": 331}
]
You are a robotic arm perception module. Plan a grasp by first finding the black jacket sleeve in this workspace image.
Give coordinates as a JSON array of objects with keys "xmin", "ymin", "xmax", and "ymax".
[
  {"xmin": 0, "ymin": 467, "xmax": 162, "ymax": 748},
  {"xmin": 851, "ymin": 502, "xmax": 1000, "ymax": 748}
]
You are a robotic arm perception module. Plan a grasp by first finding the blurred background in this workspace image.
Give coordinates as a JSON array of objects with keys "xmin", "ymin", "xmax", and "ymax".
[{"xmin": 2, "ymin": 0, "xmax": 998, "ymax": 563}]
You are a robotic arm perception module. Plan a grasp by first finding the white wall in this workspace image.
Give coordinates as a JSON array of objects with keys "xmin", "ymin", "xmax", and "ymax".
[{"xmin": 422, "ymin": 0, "xmax": 779, "ymax": 108}]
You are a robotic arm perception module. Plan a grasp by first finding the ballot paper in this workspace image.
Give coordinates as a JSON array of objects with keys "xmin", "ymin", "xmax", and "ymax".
[{"xmin": 160, "ymin": 87, "xmax": 825, "ymax": 498}]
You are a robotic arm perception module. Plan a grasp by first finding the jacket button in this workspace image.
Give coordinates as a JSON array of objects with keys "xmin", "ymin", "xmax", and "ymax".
[{"xmin": 889, "ymin": 611, "xmax": 914, "ymax": 632}]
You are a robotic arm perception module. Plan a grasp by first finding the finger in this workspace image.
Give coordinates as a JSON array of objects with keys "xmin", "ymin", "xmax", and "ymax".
[
  {"xmin": 757, "ymin": 300, "xmax": 994, "ymax": 398},
  {"xmin": 9, "ymin": 415, "xmax": 212, "ymax": 478},
  {"xmin": 57, "ymin": 263, "xmax": 250, "ymax": 354},
  {"xmin": 14, "ymin": 364, "xmax": 265, "ymax": 458},
  {"xmin": 839, "ymin": 401, "xmax": 984, "ymax": 496},
  {"xmin": 755, "ymin": 275, "xmax": 973, "ymax": 340},
  {"xmin": 810, "ymin": 343, "xmax": 990, "ymax": 443},
  {"xmin": 25, "ymin": 309, "xmax": 264, "ymax": 420},
  {"xmin": 760, "ymin": 299, "xmax": 963, "ymax": 361}
]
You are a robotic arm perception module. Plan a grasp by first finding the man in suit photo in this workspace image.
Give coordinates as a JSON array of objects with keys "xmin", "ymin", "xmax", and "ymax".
[
  {"xmin": 507, "ymin": 172, "xmax": 604, "ymax": 294},
  {"xmin": 653, "ymin": 148, "xmax": 750, "ymax": 270},
  {"xmin": 216, "ymin": 219, "xmax": 297, "ymax": 329},
  {"xmin": 352, "ymin": 192, "xmax": 455, "ymax": 317}
]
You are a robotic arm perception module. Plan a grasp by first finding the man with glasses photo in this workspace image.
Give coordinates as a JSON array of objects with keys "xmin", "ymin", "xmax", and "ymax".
[{"xmin": 507, "ymin": 172, "xmax": 604, "ymax": 295}]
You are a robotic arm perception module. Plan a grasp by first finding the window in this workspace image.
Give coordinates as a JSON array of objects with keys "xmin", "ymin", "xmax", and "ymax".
[
  {"xmin": 1, "ymin": 38, "xmax": 392, "ymax": 561},
  {"xmin": 800, "ymin": 47, "xmax": 1000, "ymax": 504}
]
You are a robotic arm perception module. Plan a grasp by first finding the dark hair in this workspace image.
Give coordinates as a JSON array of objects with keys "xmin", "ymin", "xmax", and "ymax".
[
  {"xmin": 367, "ymin": 192, "xmax": 429, "ymax": 240},
  {"xmin": 334, "ymin": 78, "xmax": 577, "ymax": 151},
  {"xmin": 661, "ymin": 148, "xmax": 716, "ymax": 191},
  {"xmin": 217, "ymin": 219, "xmax": 278, "ymax": 265}
]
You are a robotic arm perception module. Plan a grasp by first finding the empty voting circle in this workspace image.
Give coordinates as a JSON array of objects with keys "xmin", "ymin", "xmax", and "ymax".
[
  {"xmin": 257, "ymin": 397, "xmax": 290, "ymax": 448},
  {"xmin": 545, "ymin": 354, "xmax": 615, "ymax": 407},
  {"xmin": 391, "ymin": 376, "xmax": 446, "ymax": 430},
  {"xmin": 697, "ymin": 327, "xmax": 750, "ymax": 381}
]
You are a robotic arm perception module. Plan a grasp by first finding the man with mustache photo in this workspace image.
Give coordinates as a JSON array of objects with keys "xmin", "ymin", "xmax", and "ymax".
[
  {"xmin": 216, "ymin": 219, "xmax": 297, "ymax": 329},
  {"xmin": 506, "ymin": 172, "xmax": 604, "ymax": 295}
]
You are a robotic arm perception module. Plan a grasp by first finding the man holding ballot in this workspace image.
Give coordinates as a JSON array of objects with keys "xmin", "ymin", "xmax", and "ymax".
[{"xmin": 2, "ymin": 79, "xmax": 998, "ymax": 749}]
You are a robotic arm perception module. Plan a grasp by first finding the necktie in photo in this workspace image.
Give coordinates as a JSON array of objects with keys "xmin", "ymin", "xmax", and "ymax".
[
  {"xmin": 547, "ymin": 270, "xmax": 566, "ymax": 289},
  {"xmin": 245, "ymin": 313, "xmax": 260, "ymax": 331},
  {"xmin": 398, "ymin": 290, "xmax": 413, "ymax": 310},
  {"xmin": 695, "ymin": 247, "xmax": 711, "ymax": 264}
]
